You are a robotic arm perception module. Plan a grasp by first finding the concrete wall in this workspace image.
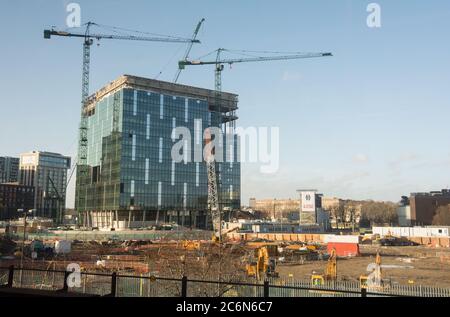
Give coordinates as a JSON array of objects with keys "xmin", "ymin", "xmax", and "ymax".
[{"xmin": 373, "ymin": 226, "xmax": 450, "ymax": 237}]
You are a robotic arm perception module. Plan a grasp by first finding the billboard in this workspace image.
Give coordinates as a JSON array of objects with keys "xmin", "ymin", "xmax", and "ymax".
[
  {"xmin": 21, "ymin": 154, "xmax": 37, "ymax": 165},
  {"xmin": 301, "ymin": 191, "xmax": 316, "ymax": 212}
]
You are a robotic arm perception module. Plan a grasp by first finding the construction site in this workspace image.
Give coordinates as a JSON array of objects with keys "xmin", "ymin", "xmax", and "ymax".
[
  {"xmin": 2, "ymin": 224, "xmax": 450, "ymax": 297},
  {"xmin": 1, "ymin": 5, "xmax": 450, "ymax": 300}
]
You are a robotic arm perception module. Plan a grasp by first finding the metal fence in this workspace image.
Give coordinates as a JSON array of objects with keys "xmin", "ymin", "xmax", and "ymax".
[{"xmin": 1, "ymin": 266, "xmax": 450, "ymax": 297}]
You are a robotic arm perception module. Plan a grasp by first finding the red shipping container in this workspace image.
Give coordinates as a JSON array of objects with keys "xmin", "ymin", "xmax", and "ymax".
[{"xmin": 327, "ymin": 242, "xmax": 360, "ymax": 257}]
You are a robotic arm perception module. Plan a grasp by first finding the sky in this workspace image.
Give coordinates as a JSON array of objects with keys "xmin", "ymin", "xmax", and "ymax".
[{"xmin": 1, "ymin": 0, "xmax": 450, "ymax": 207}]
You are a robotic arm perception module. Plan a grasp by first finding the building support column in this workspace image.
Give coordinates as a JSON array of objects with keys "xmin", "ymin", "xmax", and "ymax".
[
  {"xmin": 128, "ymin": 210, "xmax": 132, "ymax": 229},
  {"xmin": 156, "ymin": 208, "xmax": 160, "ymax": 225},
  {"xmin": 115, "ymin": 210, "xmax": 119, "ymax": 229}
]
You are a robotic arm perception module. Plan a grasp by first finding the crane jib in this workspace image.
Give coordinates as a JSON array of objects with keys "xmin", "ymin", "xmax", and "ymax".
[{"xmin": 44, "ymin": 30, "xmax": 199, "ymax": 43}]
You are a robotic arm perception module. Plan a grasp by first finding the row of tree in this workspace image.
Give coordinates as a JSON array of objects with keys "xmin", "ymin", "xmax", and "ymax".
[
  {"xmin": 432, "ymin": 204, "xmax": 450, "ymax": 226},
  {"xmin": 359, "ymin": 200, "xmax": 398, "ymax": 227},
  {"xmin": 329, "ymin": 200, "xmax": 398, "ymax": 228}
]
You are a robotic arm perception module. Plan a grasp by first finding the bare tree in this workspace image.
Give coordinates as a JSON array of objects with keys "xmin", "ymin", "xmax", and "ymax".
[{"xmin": 432, "ymin": 205, "xmax": 450, "ymax": 226}]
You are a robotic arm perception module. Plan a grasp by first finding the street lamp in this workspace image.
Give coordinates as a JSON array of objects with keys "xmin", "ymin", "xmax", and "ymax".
[{"xmin": 18, "ymin": 208, "xmax": 34, "ymax": 285}]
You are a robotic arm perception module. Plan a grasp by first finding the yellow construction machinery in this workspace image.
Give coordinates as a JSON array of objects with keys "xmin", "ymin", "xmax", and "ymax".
[
  {"xmin": 246, "ymin": 246, "xmax": 278, "ymax": 280},
  {"xmin": 182, "ymin": 240, "xmax": 201, "ymax": 251},
  {"xmin": 311, "ymin": 248, "xmax": 337, "ymax": 286},
  {"xmin": 360, "ymin": 252, "xmax": 383, "ymax": 289}
]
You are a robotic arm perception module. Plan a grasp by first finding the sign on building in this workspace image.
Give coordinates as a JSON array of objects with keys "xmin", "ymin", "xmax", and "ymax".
[{"xmin": 301, "ymin": 191, "xmax": 316, "ymax": 212}]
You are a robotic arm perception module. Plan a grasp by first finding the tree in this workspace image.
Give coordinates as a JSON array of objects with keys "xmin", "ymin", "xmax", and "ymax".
[
  {"xmin": 335, "ymin": 204, "xmax": 346, "ymax": 228},
  {"xmin": 360, "ymin": 201, "xmax": 397, "ymax": 227},
  {"xmin": 432, "ymin": 205, "xmax": 450, "ymax": 226}
]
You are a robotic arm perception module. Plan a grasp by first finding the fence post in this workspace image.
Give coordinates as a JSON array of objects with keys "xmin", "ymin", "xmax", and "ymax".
[
  {"xmin": 7, "ymin": 265, "xmax": 14, "ymax": 287},
  {"xmin": 361, "ymin": 287, "xmax": 367, "ymax": 297},
  {"xmin": 110, "ymin": 272, "xmax": 117, "ymax": 297},
  {"xmin": 263, "ymin": 280, "xmax": 270, "ymax": 297},
  {"xmin": 62, "ymin": 270, "xmax": 70, "ymax": 292},
  {"xmin": 181, "ymin": 276, "xmax": 187, "ymax": 297}
]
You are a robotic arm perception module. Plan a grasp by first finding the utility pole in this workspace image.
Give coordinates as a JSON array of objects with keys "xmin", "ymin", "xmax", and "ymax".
[{"xmin": 18, "ymin": 208, "xmax": 33, "ymax": 285}]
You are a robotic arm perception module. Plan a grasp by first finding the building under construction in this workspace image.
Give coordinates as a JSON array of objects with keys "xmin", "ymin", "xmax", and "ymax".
[{"xmin": 75, "ymin": 75, "xmax": 240, "ymax": 229}]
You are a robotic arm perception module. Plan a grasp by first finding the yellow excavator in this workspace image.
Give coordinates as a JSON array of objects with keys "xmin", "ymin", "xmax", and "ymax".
[
  {"xmin": 311, "ymin": 248, "xmax": 337, "ymax": 286},
  {"xmin": 182, "ymin": 240, "xmax": 201, "ymax": 251},
  {"xmin": 246, "ymin": 246, "xmax": 278, "ymax": 280},
  {"xmin": 360, "ymin": 252, "xmax": 382, "ymax": 289}
]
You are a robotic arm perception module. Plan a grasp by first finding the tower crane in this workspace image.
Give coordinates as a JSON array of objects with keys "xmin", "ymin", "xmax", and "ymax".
[
  {"xmin": 44, "ymin": 22, "xmax": 200, "ymax": 218},
  {"xmin": 178, "ymin": 48, "xmax": 332, "ymax": 240},
  {"xmin": 174, "ymin": 18, "xmax": 205, "ymax": 83}
]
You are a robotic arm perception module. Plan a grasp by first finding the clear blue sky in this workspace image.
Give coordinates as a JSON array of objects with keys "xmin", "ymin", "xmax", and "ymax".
[{"xmin": 1, "ymin": 0, "xmax": 449, "ymax": 207}]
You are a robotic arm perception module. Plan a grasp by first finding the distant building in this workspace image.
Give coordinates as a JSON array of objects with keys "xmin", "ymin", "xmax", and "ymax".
[
  {"xmin": 250, "ymin": 193, "xmax": 330, "ymax": 230},
  {"xmin": 19, "ymin": 151, "xmax": 71, "ymax": 222},
  {"xmin": 320, "ymin": 197, "xmax": 362, "ymax": 228},
  {"xmin": 397, "ymin": 196, "xmax": 411, "ymax": 226},
  {"xmin": 397, "ymin": 205, "xmax": 412, "ymax": 226},
  {"xmin": 0, "ymin": 183, "xmax": 35, "ymax": 221},
  {"xmin": 237, "ymin": 220, "xmax": 323, "ymax": 234},
  {"xmin": 321, "ymin": 197, "xmax": 343, "ymax": 211},
  {"xmin": 249, "ymin": 198, "xmax": 299, "ymax": 219},
  {"xmin": 409, "ymin": 189, "xmax": 450, "ymax": 225},
  {"xmin": 0, "ymin": 157, "xmax": 19, "ymax": 183}
]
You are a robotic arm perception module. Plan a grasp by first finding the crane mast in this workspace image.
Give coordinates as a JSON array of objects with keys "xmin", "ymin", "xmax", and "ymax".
[{"xmin": 179, "ymin": 48, "xmax": 332, "ymax": 238}]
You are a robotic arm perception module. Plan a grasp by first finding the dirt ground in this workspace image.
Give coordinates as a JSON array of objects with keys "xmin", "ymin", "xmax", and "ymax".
[
  {"xmin": 4, "ymin": 236, "xmax": 450, "ymax": 289},
  {"xmin": 276, "ymin": 245, "xmax": 450, "ymax": 288}
]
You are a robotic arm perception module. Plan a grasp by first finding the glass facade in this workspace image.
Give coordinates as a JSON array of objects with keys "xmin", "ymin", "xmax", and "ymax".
[
  {"xmin": 0, "ymin": 157, "xmax": 20, "ymax": 183},
  {"xmin": 76, "ymin": 79, "xmax": 240, "ymax": 225},
  {"xmin": 19, "ymin": 151, "xmax": 71, "ymax": 221}
]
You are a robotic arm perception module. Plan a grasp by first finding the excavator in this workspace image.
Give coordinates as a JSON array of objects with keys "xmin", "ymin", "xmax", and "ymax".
[
  {"xmin": 360, "ymin": 252, "xmax": 383, "ymax": 289},
  {"xmin": 311, "ymin": 248, "xmax": 337, "ymax": 286},
  {"xmin": 182, "ymin": 240, "xmax": 201, "ymax": 251},
  {"xmin": 246, "ymin": 246, "xmax": 278, "ymax": 280}
]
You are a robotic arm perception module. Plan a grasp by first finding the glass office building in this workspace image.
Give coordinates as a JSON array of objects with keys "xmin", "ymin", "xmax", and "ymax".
[
  {"xmin": 19, "ymin": 151, "xmax": 71, "ymax": 222},
  {"xmin": 75, "ymin": 75, "xmax": 240, "ymax": 229},
  {"xmin": 0, "ymin": 157, "xmax": 19, "ymax": 183}
]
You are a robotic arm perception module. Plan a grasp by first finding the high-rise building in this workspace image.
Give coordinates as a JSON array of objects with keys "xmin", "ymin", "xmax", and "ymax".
[
  {"xmin": 0, "ymin": 156, "xmax": 19, "ymax": 183},
  {"xmin": 75, "ymin": 75, "xmax": 240, "ymax": 229},
  {"xmin": 19, "ymin": 151, "xmax": 71, "ymax": 222},
  {"xmin": 0, "ymin": 183, "xmax": 35, "ymax": 221}
]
